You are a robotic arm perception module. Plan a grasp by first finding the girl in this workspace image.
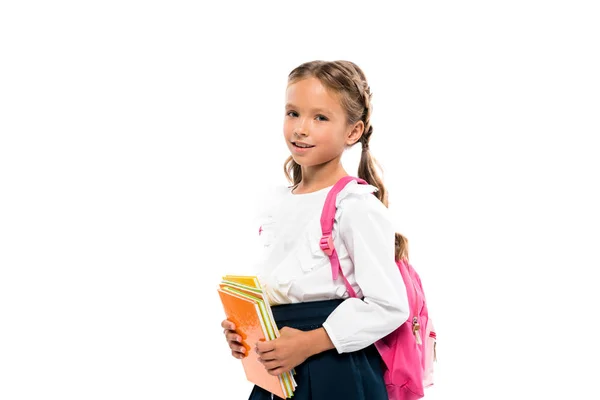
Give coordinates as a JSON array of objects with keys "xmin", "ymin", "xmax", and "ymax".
[{"xmin": 221, "ymin": 60, "xmax": 410, "ymax": 400}]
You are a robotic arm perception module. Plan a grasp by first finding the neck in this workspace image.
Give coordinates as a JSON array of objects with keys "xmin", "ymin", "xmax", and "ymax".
[{"xmin": 295, "ymin": 156, "xmax": 347, "ymax": 194}]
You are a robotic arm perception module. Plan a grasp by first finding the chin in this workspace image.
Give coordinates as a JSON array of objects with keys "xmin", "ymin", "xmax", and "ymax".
[
  {"xmin": 291, "ymin": 156, "xmax": 309, "ymax": 166},
  {"xmin": 294, "ymin": 158, "xmax": 329, "ymax": 169}
]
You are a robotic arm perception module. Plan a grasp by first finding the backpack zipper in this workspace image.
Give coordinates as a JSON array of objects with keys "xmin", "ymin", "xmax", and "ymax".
[{"xmin": 412, "ymin": 316, "xmax": 422, "ymax": 345}]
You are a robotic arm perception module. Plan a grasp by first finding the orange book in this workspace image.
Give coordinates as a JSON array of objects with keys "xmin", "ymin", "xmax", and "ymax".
[{"xmin": 218, "ymin": 280, "xmax": 296, "ymax": 398}]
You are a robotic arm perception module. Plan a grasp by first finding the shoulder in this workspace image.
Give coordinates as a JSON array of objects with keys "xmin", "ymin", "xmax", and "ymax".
[
  {"xmin": 335, "ymin": 181, "xmax": 393, "ymax": 230},
  {"xmin": 335, "ymin": 181, "xmax": 388, "ymax": 217}
]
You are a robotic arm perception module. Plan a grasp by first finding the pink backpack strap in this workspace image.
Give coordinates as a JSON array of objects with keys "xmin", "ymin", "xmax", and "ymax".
[{"xmin": 319, "ymin": 176, "xmax": 368, "ymax": 298}]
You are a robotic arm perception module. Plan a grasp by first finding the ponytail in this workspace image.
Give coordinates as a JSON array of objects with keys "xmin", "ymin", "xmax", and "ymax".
[
  {"xmin": 358, "ymin": 128, "xmax": 409, "ymax": 262},
  {"xmin": 284, "ymin": 156, "xmax": 302, "ymax": 189}
]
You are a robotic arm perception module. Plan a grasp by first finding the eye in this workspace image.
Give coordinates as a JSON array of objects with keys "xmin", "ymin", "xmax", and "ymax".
[
  {"xmin": 315, "ymin": 114, "xmax": 329, "ymax": 121},
  {"xmin": 286, "ymin": 111, "xmax": 298, "ymax": 118}
]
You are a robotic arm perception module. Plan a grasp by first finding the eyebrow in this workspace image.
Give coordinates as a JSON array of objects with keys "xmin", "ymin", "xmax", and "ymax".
[{"xmin": 285, "ymin": 103, "xmax": 333, "ymax": 114}]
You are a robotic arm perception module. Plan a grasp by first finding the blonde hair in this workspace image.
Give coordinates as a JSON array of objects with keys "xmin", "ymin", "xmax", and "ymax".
[{"xmin": 283, "ymin": 60, "xmax": 409, "ymax": 261}]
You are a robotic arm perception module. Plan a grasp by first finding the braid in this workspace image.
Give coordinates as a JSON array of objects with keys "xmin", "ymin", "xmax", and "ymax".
[
  {"xmin": 355, "ymin": 76, "xmax": 386, "ymax": 205},
  {"xmin": 353, "ymin": 73, "xmax": 410, "ymax": 262}
]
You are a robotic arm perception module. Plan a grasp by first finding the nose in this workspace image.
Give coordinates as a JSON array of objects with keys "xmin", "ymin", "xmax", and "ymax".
[
  {"xmin": 293, "ymin": 128, "xmax": 307, "ymax": 138},
  {"xmin": 293, "ymin": 117, "xmax": 310, "ymax": 137}
]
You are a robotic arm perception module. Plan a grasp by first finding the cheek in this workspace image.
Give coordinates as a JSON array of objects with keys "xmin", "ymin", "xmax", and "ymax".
[
  {"xmin": 283, "ymin": 120, "xmax": 293, "ymax": 138},
  {"xmin": 319, "ymin": 126, "xmax": 346, "ymax": 147}
]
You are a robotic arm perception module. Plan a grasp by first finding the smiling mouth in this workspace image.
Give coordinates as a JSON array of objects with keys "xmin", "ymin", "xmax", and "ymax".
[{"xmin": 292, "ymin": 142, "xmax": 315, "ymax": 149}]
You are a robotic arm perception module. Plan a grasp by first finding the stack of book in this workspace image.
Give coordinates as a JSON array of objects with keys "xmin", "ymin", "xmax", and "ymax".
[{"xmin": 218, "ymin": 275, "xmax": 297, "ymax": 398}]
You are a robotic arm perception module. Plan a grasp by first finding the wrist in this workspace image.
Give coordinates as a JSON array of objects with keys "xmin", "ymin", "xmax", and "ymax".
[{"xmin": 304, "ymin": 327, "xmax": 335, "ymax": 358}]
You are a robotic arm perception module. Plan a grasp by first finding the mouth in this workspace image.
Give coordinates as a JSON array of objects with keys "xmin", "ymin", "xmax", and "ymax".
[{"xmin": 291, "ymin": 141, "xmax": 315, "ymax": 149}]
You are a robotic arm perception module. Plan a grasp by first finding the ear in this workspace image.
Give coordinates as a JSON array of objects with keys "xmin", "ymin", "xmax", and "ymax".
[{"xmin": 345, "ymin": 120, "xmax": 364, "ymax": 146}]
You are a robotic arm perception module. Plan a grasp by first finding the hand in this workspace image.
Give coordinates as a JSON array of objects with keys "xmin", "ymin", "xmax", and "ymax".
[
  {"xmin": 255, "ymin": 327, "xmax": 315, "ymax": 376},
  {"xmin": 221, "ymin": 319, "xmax": 246, "ymax": 359}
]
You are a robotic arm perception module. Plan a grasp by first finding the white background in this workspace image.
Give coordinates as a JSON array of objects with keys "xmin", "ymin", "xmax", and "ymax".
[{"xmin": 1, "ymin": 1, "xmax": 599, "ymax": 399}]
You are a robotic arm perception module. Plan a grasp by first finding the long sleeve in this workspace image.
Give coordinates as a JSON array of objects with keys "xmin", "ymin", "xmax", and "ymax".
[{"xmin": 321, "ymin": 194, "xmax": 410, "ymax": 354}]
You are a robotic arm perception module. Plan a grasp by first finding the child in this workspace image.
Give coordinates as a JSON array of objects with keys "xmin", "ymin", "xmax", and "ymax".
[{"xmin": 221, "ymin": 60, "xmax": 410, "ymax": 400}]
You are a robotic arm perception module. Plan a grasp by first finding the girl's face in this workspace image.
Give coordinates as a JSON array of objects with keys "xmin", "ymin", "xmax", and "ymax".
[{"xmin": 283, "ymin": 77, "xmax": 363, "ymax": 168}]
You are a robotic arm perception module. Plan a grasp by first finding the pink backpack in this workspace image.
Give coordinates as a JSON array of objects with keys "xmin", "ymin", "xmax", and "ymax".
[{"xmin": 319, "ymin": 176, "xmax": 436, "ymax": 400}]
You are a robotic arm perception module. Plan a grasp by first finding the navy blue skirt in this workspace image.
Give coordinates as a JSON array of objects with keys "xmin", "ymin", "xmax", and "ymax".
[{"xmin": 248, "ymin": 299, "xmax": 387, "ymax": 400}]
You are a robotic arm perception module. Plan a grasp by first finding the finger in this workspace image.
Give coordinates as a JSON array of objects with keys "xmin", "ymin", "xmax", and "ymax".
[
  {"xmin": 226, "ymin": 332, "xmax": 242, "ymax": 343},
  {"xmin": 257, "ymin": 351, "xmax": 277, "ymax": 362},
  {"xmin": 229, "ymin": 343, "xmax": 247, "ymax": 354},
  {"xmin": 256, "ymin": 340, "xmax": 275, "ymax": 353},
  {"xmin": 221, "ymin": 320, "xmax": 236, "ymax": 330},
  {"xmin": 260, "ymin": 359, "xmax": 281, "ymax": 371},
  {"xmin": 223, "ymin": 328, "xmax": 241, "ymax": 341},
  {"xmin": 231, "ymin": 350, "xmax": 245, "ymax": 359},
  {"xmin": 267, "ymin": 366, "xmax": 287, "ymax": 376},
  {"xmin": 256, "ymin": 348, "xmax": 276, "ymax": 359}
]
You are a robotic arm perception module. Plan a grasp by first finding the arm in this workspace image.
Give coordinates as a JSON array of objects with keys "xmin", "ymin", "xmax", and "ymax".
[{"xmin": 321, "ymin": 194, "xmax": 410, "ymax": 353}]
